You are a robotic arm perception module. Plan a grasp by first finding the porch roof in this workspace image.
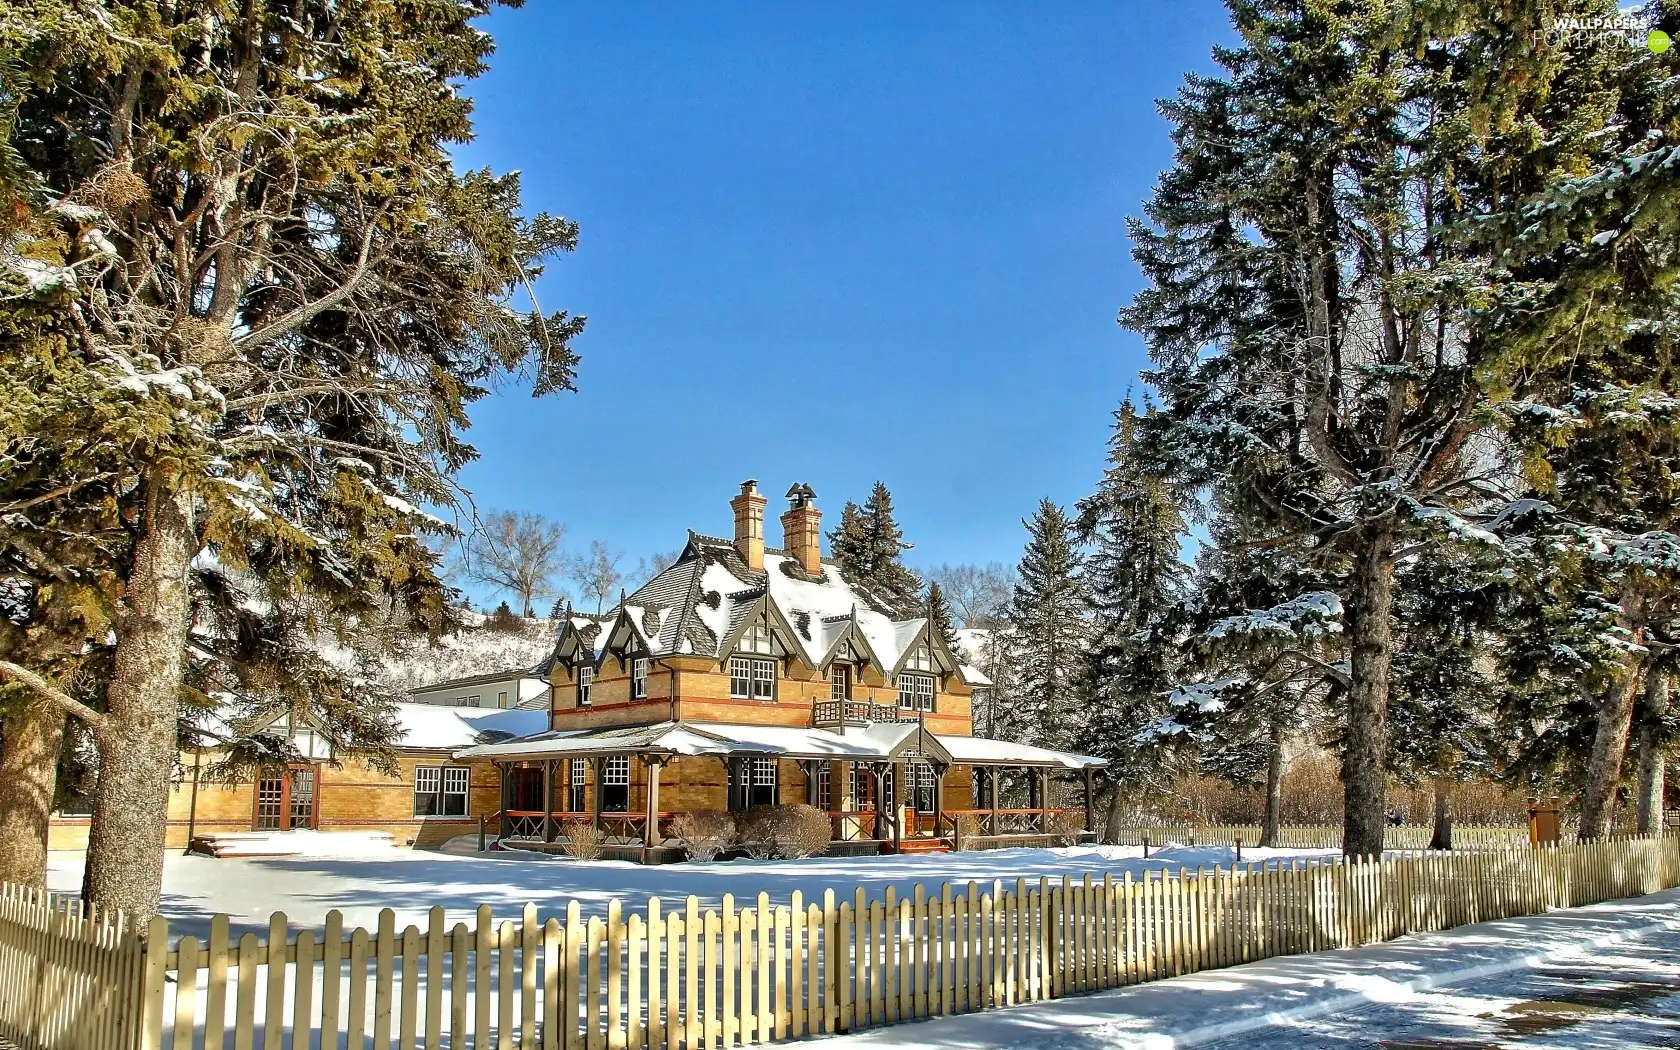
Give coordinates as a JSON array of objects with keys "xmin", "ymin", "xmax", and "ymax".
[{"xmin": 453, "ymin": 719, "xmax": 1105, "ymax": 769}]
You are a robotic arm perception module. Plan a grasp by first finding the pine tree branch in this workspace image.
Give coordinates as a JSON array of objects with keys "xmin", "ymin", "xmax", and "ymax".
[
  {"xmin": 233, "ymin": 203, "xmax": 389, "ymax": 352},
  {"xmin": 0, "ymin": 661, "xmax": 107, "ymax": 728},
  {"xmin": 0, "ymin": 474, "xmax": 116, "ymax": 514}
]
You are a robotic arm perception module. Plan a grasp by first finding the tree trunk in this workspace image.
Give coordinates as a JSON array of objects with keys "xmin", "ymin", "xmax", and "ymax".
[
  {"xmin": 1578, "ymin": 589, "xmax": 1646, "ymax": 843},
  {"xmin": 1260, "ymin": 721, "xmax": 1283, "ymax": 848},
  {"xmin": 1429, "ymin": 777, "xmax": 1453, "ymax": 851},
  {"xmin": 1342, "ymin": 528, "xmax": 1395, "ymax": 858},
  {"xmin": 0, "ymin": 702, "xmax": 67, "ymax": 887},
  {"xmin": 1102, "ymin": 782, "xmax": 1125, "ymax": 845},
  {"xmin": 1634, "ymin": 670, "xmax": 1669, "ymax": 836},
  {"xmin": 83, "ymin": 481, "xmax": 197, "ymax": 921}
]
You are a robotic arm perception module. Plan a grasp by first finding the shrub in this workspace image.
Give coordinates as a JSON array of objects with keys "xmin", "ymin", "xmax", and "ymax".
[
  {"xmin": 561, "ymin": 819, "xmax": 604, "ymax": 861},
  {"xmin": 1046, "ymin": 809, "xmax": 1085, "ymax": 848},
  {"xmin": 672, "ymin": 810, "xmax": 737, "ymax": 862},
  {"xmin": 737, "ymin": 804, "xmax": 833, "ymax": 859},
  {"xmin": 775, "ymin": 804, "xmax": 833, "ymax": 859}
]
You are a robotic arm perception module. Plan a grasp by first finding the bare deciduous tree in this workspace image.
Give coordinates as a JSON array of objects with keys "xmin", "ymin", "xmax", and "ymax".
[
  {"xmin": 567, "ymin": 541, "xmax": 625, "ymax": 616},
  {"xmin": 461, "ymin": 511, "xmax": 568, "ymax": 617},
  {"xmin": 926, "ymin": 562, "xmax": 1017, "ymax": 627}
]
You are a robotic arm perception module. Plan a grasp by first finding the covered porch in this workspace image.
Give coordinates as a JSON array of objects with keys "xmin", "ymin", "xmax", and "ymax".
[{"xmin": 454, "ymin": 720, "xmax": 1106, "ymax": 862}]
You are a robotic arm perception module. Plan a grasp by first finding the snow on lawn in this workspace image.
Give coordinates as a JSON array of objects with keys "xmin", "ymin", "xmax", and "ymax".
[
  {"xmin": 827, "ymin": 887, "xmax": 1680, "ymax": 1050},
  {"xmin": 46, "ymin": 842, "xmax": 1331, "ymax": 942}
]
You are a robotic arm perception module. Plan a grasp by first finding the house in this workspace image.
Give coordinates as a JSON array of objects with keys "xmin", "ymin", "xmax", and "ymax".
[
  {"xmin": 407, "ymin": 669, "xmax": 551, "ymax": 711},
  {"xmin": 48, "ymin": 703, "xmax": 544, "ymax": 852},
  {"xmin": 454, "ymin": 481, "xmax": 1105, "ymax": 861}
]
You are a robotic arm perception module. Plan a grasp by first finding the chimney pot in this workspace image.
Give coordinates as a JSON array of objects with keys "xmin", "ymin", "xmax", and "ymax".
[
  {"xmin": 780, "ymin": 483, "xmax": 823, "ymax": 576},
  {"xmin": 730, "ymin": 479, "xmax": 769, "ymax": 572}
]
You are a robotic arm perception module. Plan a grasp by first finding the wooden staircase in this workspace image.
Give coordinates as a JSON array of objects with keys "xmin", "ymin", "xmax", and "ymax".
[{"xmin": 892, "ymin": 837, "xmax": 953, "ymax": 855}]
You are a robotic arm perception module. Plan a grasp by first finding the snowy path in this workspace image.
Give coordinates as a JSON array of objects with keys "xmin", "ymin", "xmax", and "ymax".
[
  {"xmin": 825, "ymin": 888, "xmax": 1680, "ymax": 1050},
  {"xmin": 45, "ymin": 842, "xmax": 1329, "ymax": 940}
]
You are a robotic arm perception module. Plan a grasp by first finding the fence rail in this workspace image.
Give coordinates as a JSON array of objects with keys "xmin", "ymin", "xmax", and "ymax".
[
  {"xmin": 1105, "ymin": 823, "xmax": 1540, "ymax": 851},
  {"xmin": 2, "ymin": 836, "xmax": 1676, "ymax": 1050}
]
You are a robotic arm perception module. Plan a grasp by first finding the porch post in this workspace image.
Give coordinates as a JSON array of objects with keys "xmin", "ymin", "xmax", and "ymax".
[
  {"xmin": 497, "ymin": 762, "xmax": 511, "ymax": 839},
  {"xmin": 932, "ymin": 762, "xmax": 946, "ymax": 840},
  {"xmin": 644, "ymin": 756, "xmax": 663, "ymax": 849},
  {"xmin": 869, "ymin": 764, "xmax": 886, "ymax": 840},
  {"xmin": 592, "ymin": 756, "xmax": 604, "ymax": 832},
  {"xmin": 803, "ymin": 761, "xmax": 820, "ymax": 807},
  {"xmin": 1038, "ymin": 769, "xmax": 1050, "ymax": 833},
  {"xmin": 543, "ymin": 759, "xmax": 556, "ymax": 843},
  {"xmin": 1083, "ymin": 766, "xmax": 1095, "ymax": 838}
]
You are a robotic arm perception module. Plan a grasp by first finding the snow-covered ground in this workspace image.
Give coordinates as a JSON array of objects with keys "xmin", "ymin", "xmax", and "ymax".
[
  {"xmin": 826, "ymin": 887, "xmax": 1680, "ymax": 1050},
  {"xmin": 45, "ymin": 842, "xmax": 1331, "ymax": 940}
]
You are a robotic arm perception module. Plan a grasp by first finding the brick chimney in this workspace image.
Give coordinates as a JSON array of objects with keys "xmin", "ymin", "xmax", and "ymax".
[
  {"xmin": 731, "ymin": 479, "xmax": 768, "ymax": 571},
  {"xmin": 780, "ymin": 483, "xmax": 822, "ymax": 576}
]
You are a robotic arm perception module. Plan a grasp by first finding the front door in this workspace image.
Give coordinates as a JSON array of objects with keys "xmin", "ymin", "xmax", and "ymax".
[{"xmin": 255, "ymin": 766, "xmax": 319, "ymax": 830}]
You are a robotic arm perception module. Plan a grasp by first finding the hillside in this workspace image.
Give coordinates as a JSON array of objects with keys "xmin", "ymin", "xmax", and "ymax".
[{"xmin": 376, "ymin": 613, "xmax": 558, "ymax": 695}]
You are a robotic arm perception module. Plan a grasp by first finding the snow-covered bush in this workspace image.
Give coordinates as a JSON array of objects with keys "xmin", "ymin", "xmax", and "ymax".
[
  {"xmin": 561, "ymin": 820, "xmax": 604, "ymax": 861},
  {"xmin": 672, "ymin": 810, "xmax": 737, "ymax": 862}
]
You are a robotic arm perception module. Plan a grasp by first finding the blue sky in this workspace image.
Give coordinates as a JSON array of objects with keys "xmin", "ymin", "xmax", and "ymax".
[{"xmin": 450, "ymin": 2, "xmax": 1234, "ymax": 605}]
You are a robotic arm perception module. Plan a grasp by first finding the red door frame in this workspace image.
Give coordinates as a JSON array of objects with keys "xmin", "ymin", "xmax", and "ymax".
[{"xmin": 253, "ymin": 764, "xmax": 321, "ymax": 830}]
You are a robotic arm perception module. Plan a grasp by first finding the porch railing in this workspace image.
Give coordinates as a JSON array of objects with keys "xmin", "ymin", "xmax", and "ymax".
[{"xmin": 936, "ymin": 808, "xmax": 1072, "ymax": 846}]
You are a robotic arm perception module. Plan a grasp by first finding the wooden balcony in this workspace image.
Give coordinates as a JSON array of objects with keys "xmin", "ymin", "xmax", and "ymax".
[{"xmin": 811, "ymin": 699, "xmax": 914, "ymax": 728}]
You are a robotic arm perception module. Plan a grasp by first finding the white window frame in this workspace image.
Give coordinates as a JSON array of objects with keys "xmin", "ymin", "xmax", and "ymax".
[
  {"xmin": 829, "ymin": 664, "xmax": 850, "ymax": 701},
  {"xmin": 603, "ymin": 756, "xmax": 630, "ymax": 786},
  {"xmin": 577, "ymin": 666, "xmax": 593, "ymax": 707},
  {"xmin": 630, "ymin": 657, "xmax": 649, "ymax": 700},
  {"xmin": 414, "ymin": 764, "xmax": 469, "ymax": 818},
  {"xmin": 730, "ymin": 656, "xmax": 776, "ymax": 701},
  {"xmin": 896, "ymin": 673, "xmax": 935, "ymax": 712}
]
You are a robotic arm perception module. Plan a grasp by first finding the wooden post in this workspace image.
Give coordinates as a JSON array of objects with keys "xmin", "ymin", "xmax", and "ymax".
[
  {"xmin": 933, "ymin": 762, "xmax": 947, "ymax": 840},
  {"xmin": 184, "ymin": 747, "xmax": 203, "ymax": 853},
  {"xmin": 498, "ymin": 762, "xmax": 512, "ymax": 840},
  {"xmin": 645, "ymin": 756, "xmax": 663, "ymax": 850},
  {"xmin": 592, "ymin": 755, "xmax": 605, "ymax": 833},
  {"xmin": 804, "ymin": 760, "xmax": 820, "ymax": 807},
  {"xmin": 870, "ymin": 764, "xmax": 887, "ymax": 841},
  {"xmin": 1083, "ymin": 767, "xmax": 1096, "ymax": 839},
  {"xmin": 543, "ymin": 759, "xmax": 556, "ymax": 843}
]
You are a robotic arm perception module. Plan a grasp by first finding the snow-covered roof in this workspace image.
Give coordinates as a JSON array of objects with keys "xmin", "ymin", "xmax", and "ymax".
[
  {"xmin": 392, "ymin": 703, "xmax": 549, "ymax": 751},
  {"xmin": 551, "ymin": 534, "xmax": 963, "ymax": 680},
  {"xmin": 454, "ymin": 719, "xmax": 1104, "ymax": 768},
  {"xmin": 939, "ymin": 734, "xmax": 1105, "ymax": 770}
]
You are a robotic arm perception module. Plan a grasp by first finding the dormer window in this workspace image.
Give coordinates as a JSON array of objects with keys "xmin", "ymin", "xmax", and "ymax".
[
  {"xmin": 902, "ymin": 644, "xmax": 936, "ymax": 673},
  {"xmin": 730, "ymin": 656, "xmax": 776, "ymax": 701},
  {"xmin": 829, "ymin": 665, "xmax": 851, "ymax": 701},
  {"xmin": 577, "ymin": 666, "xmax": 593, "ymax": 707},
  {"xmin": 630, "ymin": 657, "xmax": 649, "ymax": 700},
  {"xmin": 741, "ymin": 622, "xmax": 776, "ymax": 655},
  {"xmin": 897, "ymin": 673, "xmax": 934, "ymax": 712}
]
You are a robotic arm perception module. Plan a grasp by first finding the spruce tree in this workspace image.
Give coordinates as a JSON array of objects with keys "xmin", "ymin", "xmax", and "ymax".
[
  {"xmin": 1003, "ymin": 500, "xmax": 1089, "ymax": 752},
  {"xmin": 1123, "ymin": 0, "xmax": 1629, "ymax": 854},
  {"xmin": 0, "ymin": 0, "xmax": 583, "ymax": 917},
  {"xmin": 926, "ymin": 581, "xmax": 963, "ymax": 656},
  {"xmin": 828, "ymin": 482, "xmax": 923, "ymax": 613},
  {"xmin": 1075, "ymin": 403, "xmax": 1191, "ymax": 821}
]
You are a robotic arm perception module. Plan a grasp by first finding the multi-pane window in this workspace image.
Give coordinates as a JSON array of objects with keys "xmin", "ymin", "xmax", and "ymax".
[
  {"xmin": 569, "ymin": 758, "xmax": 587, "ymax": 812},
  {"xmin": 630, "ymin": 657, "xmax": 649, "ymax": 699},
  {"xmin": 730, "ymin": 656, "xmax": 776, "ymax": 700},
  {"xmin": 414, "ymin": 765, "xmax": 469, "ymax": 817},
  {"xmin": 601, "ymin": 755, "xmax": 630, "ymax": 812},
  {"xmin": 816, "ymin": 764, "xmax": 831, "ymax": 811},
  {"xmin": 829, "ymin": 665, "xmax": 851, "ymax": 701},
  {"xmin": 897, "ymin": 673, "xmax": 935, "ymax": 711},
  {"xmin": 746, "ymin": 758, "xmax": 778, "ymax": 807},
  {"xmin": 908, "ymin": 761, "xmax": 937, "ymax": 813},
  {"xmin": 577, "ymin": 666, "xmax": 593, "ymax": 706},
  {"xmin": 741, "ymin": 623, "xmax": 776, "ymax": 655},
  {"xmin": 466, "ymin": 694, "xmax": 481, "ymax": 708},
  {"xmin": 852, "ymin": 765, "xmax": 893, "ymax": 810}
]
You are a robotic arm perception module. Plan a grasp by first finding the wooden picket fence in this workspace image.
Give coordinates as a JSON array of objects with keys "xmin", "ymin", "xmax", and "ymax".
[
  {"xmin": 2, "ymin": 835, "xmax": 1677, "ymax": 1050},
  {"xmin": 1106, "ymin": 824, "xmax": 1536, "ymax": 851}
]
